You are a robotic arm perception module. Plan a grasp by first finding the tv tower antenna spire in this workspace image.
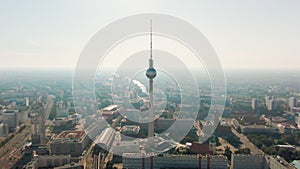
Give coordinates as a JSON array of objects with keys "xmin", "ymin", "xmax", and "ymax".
[{"xmin": 146, "ymin": 20, "xmax": 157, "ymax": 148}]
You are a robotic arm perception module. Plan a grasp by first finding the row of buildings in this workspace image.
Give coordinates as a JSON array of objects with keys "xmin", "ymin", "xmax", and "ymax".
[
  {"xmin": 121, "ymin": 153, "xmax": 296, "ymax": 169},
  {"xmin": 251, "ymin": 96, "xmax": 298, "ymax": 111},
  {"xmin": 231, "ymin": 154, "xmax": 296, "ymax": 169}
]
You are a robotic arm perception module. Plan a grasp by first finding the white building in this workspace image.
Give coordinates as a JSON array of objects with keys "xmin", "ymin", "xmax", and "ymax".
[
  {"xmin": 295, "ymin": 115, "xmax": 300, "ymax": 128},
  {"xmin": 252, "ymin": 98, "xmax": 258, "ymax": 110},
  {"xmin": 49, "ymin": 130, "xmax": 90, "ymax": 157},
  {"xmin": 289, "ymin": 97, "xmax": 297, "ymax": 110},
  {"xmin": 121, "ymin": 125, "xmax": 140, "ymax": 135},
  {"xmin": 123, "ymin": 153, "xmax": 228, "ymax": 169},
  {"xmin": 266, "ymin": 98, "xmax": 277, "ymax": 111},
  {"xmin": 25, "ymin": 97, "xmax": 30, "ymax": 107}
]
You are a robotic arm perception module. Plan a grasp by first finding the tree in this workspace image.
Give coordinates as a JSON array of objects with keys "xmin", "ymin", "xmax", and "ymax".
[
  {"xmin": 239, "ymin": 148, "xmax": 250, "ymax": 154},
  {"xmin": 224, "ymin": 146, "xmax": 232, "ymax": 160}
]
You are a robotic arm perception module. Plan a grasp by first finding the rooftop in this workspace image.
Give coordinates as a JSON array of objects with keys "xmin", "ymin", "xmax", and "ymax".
[
  {"xmin": 102, "ymin": 105, "xmax": 118, "ymax": 111},
  {"xmin": 56, "ymin": 130, "xmax": 85, "ymax": 139}
]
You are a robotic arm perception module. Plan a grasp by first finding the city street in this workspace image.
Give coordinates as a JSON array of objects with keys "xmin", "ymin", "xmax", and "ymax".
[{"xmin": 231, "ymin": 128, "xmax": 264, "ymax": 155}]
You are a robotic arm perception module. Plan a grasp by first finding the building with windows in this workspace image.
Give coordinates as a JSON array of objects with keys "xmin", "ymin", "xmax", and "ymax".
[
  {"xmin": 49, "ymin": 130, "xmax": 90, "ymax": 157},
  {"xmin": 265, "ymin": 96, "xmax": 277, "ymax": 111},
  {"xmin": 289, "ymin": 97, "xmax": 297, "ymax": 110},
  {"xmin": 122, "ymin": 153, "xmax": 228, "ymax": 169},
  {"xmin": 0, "ymin": 122, "xmax": 8, "ymax": 136},
  {"xmin": 231, "ymin": 154, "xmax": 267, "ymax": 169},
  {"xmin": 252, "ymin": 98, "xmax": 258, "ymax": 110},
  {"xmin": 240, "ymin": 125, "xmax": 277, "ymax": 134},
  {"xmin": 1, "ymin": 110, "xmax": 18, "ymax": 131},
  {"xmin": 231, "ymin": 154, "xmax": 296, "ymax": 169}
]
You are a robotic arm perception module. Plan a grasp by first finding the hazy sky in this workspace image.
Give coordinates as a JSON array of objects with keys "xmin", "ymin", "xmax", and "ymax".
[{"xmin": 0, "ymin": 0, "xmax": 299, "ymax": 70}]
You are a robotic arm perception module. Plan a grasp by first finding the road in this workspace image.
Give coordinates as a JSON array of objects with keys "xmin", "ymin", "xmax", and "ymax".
[
  {"xmin": 217, "ymin": 137, "xmax": 238, "ymax": 153},
  {"xmin": 41, "ymin": 94, "xmax": 55, "ymax": 144},
  {"xmin": 231, "ymin": 128, "xmax": 264, "ymax": 155},
  {"xmin": 0, "ymin": 120, "xmax": 31, "ymax": 169}
]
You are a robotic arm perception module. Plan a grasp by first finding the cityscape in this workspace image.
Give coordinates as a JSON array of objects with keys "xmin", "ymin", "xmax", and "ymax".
[
  {"xmin": 1, "ymin": 1, "xmax": 300, "ymax": 169},
  {"xmin": 2, "ymin": 66, "xmax": 300, "ymax": 169}
]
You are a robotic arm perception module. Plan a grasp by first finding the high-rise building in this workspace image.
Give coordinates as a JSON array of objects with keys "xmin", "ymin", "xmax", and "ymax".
[
  {"xmin": 289, "ymin": 97, "xmax": 297, "ymax": 110},
  {"xmin": 0, "ymin": 122, "xmax": 9, "ymax": 137},
  {"xmin": 252, "ymin": 98, "xmax": 258, "ymax": 110},
  {"xmin": 31, "ymin": 113, "xmax": 42, "ymax": 145},
  {"xmin": 1, "ymin": 110, "xmax": 18, "ymax": 131},
  {"xmin": 265, "ymin": 96, "xmax": 277, "ymax": 111},
  {"xmin": 295, "ymin": 114, "xmax": 300, "ymax": 128},
  {"xmin": 25, "ymin": 97, "xmax": 30, "ymax": 107}
]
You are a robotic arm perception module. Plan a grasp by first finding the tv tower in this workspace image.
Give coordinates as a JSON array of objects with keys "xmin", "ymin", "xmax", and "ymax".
[{"xmin": 146, "ymin": 20, "xmax": 157, "ymax": 147}]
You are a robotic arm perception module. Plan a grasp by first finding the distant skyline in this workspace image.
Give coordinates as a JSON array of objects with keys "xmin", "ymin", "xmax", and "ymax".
[{"xmin": 0, "ymin": 0, "xmax": 300, "ymax": 70}]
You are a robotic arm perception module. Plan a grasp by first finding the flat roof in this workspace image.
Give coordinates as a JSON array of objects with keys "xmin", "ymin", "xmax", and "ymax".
[
  {"xmin": 56, "ymin": 130, "xmax": 85, "ymax": 139},
  {"xmin": 102, "ymin": 105, "xmax": 118, "ymax": 111}
]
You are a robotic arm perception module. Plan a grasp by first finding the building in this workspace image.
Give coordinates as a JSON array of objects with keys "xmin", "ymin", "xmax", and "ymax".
[
  {"xmin": 24, "ymin": 155, "xmax": 70, "ymax": 169},
  {"xmin": 240, "ymin": 125, "xmax": 277, "ymax": 134},
  {"xmin": 231, "ymin": 154, "xmax": 267, "ymax": 169},
  {"xmin": 37, "ymin": 155, "xmax": 71, "ymax": 168},
  {"xmin": 189, "ymin": 143, "xmax": 212, "ymax": 155},
  {"xmin": 1, "ymin": 110, "xmax": 18, "ymax": 131},
  {"xmin": 114, "ymin": 141, "xmax": 140, "ymax": 155},
  {"xmin": 121, "ymin": 125, "xmax": 140, "ymax": 135},
  {"xmin": 95, "ymin": 127, "xmax": 115, "ymax": 151},
  {"xmin": 292, "ymin": 160, "xmax": 300, "ymax": 169},
  {"xmin": 52, "ymin": 117, "xmax": 76, "ymax": 133},
  {"xmin": 267, "ymin": 99, "xmax": 277, "ymax": 111},
  {"xmin": 289, "ymin": 97, "xmax": 297, "ymax": 110},
  {"xmin": 266, "ymin": 155, "xmax": 296, "ymax": 169},
  {"xmin": 30, "ymin": 113, "xmax": 42, "ymax": 145},
  {"xmin": 252, "ymin": 98, "xmax": 258, "ymax": 110},
  {"xmin": 49, "ymin": 130, "xmax": 90, "ymax": 157},
  {"xmin": 265, "ymin": 97, "xmax": 277, "ymax": 111},
  {"xmin": 0, "ymin": 122, "xmax": 9, "ymax": 137},
  {"xmin": 209, "ymin": 135, "xmax": 217, "ymax": 155},
  {"xmin": 277, "ymin": 124, "xmax": 297, "ymax": 134},
  {"xmin": 122, "ymin": 153, "xmax": 228, "ymax": 169},
  {"xmin": 276, "ymin": 145, "xmax": 296, "ymax": 151},
  {"xmin": 25, "ymin": 97, "xmax": 30, "ymax": 107},
  {"xmin": 231, "ymin": 154, "xmax": 296, "ymax": 169},
  {"xmin": 18, "ymin": 110, "xmax": 28, "ymax": 123},
  {"xmin": 54, "ymin": 163, "xmax": 84, "ymax": 169},
  {"xmin": 98, "ymin": 105, "xmax": 119, "ymax": 122},
  {"xmin": 294, "ymin": 115, "xmax": 300, "ymax": 128}
]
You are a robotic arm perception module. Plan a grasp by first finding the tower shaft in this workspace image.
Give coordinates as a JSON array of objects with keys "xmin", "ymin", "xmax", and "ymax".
[{"xmin": 148, "ymin": 79, "xmax": 154, "ymax": 146}]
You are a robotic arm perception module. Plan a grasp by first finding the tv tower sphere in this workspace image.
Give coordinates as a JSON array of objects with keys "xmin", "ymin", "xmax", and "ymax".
[{"xmin": 146, "ymin": 67, "xmax": 157, "ymax": 79}]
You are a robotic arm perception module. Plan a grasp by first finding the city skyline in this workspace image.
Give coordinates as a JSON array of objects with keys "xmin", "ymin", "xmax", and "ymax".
[{"xmin": 1, "ymin": 1, "xmax": 300, "ymax": 169}]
